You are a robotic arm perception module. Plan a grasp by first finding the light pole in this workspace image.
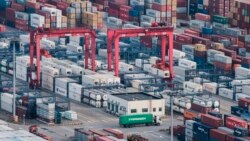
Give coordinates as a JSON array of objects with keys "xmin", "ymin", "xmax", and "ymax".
[
  {"xmin": 170, "ymin": 95, "xmax": 174, "ymax": 141},
  {"xmin": 12, "ymin": 41, "xmax": 16, "ymax": 117}
]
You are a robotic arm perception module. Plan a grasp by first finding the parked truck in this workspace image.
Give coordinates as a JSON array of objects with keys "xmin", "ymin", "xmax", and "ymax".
[{"xmin": 119, "ymin": 114, "xmax": 162, "ymax": 128}]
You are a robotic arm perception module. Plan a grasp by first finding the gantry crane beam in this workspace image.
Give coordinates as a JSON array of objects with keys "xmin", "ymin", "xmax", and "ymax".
[
  {"xmin": 107, "ymin": 27, "xmax": 174, "ymax": 79},
  {"xmin": 29, "ymin": 28, "xmax": 96, "ymax": 88}
]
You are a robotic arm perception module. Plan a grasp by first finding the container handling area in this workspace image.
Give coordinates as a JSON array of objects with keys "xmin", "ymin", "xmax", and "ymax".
[{"xmin": 0, "ymin": 0, "xmax": 250, "ymax": 141}]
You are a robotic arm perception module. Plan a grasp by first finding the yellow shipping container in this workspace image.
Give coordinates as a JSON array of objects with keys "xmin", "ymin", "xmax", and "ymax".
[
  {"xmin": 212, "ymin": 43, "xmax": 224, "ymax": 50},
  {"xmin": 195, "ymin": 44, "xmax": 206, "ymax": 51}
]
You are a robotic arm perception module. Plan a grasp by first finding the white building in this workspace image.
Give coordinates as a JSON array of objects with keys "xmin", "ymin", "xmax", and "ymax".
[{"xmin": 107, "ymin": 92, "xmax": 165, "ymax": 117}]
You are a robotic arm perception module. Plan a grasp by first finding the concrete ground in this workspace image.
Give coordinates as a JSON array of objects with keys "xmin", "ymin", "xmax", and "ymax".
[{"xmin": 6, "ymin": 100, "xmax": 182, "ymax": 141}]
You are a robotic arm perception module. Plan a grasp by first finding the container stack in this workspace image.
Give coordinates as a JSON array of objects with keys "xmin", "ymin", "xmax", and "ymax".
[
  {"xmin": 152, "ymin": 0, "xmax": 177, "ymax": 26},
  {"xmin": 212, "ymin": 15, "xmax": 229, "ymax": 34},
  {"xmin": 83, "ymin": 89, "xmax": 102, "ymax": 108},
  {"xmin": 230, "ymin": 0, "xmax": 250, "ymax": 33},
  {"xmin": 16, "ymin": 56, "xmax": 32, "ymax": 82},
  {"xmin": 176, "ymin": 0, "xmax": 188, "ymax": 20},
  {"xmin": 55, "ymin": 77, "xmax": 78, "ymax": 98},
  {"xmin": 0, "ymin": 93, "xmax": 13, "ymax": 113},
  {"xmin": 36, "ymin": 102, "xmax": 55, "ymax": 123},
  {"xmin": 36, "ymin": 9, "xmax": 51, "ymax": 28},
  {"xmin": 194, "ymin": 44, "xmax": 207, "ymax": 64},
  {"xmin": 71, "ymin": 2, "xmax": 81, "ymax": 27},
  {"xmin": 209, "ymin": 0, "xmax": 231, "ymax": 17},
  {"xmin": 41, "ymin": 66, "xmax": 59, "ymax": 91},
  {"xmin": 64, "ymin": 110, "xmax": 78, "ymax": 120},
  {"xmin": 41, "ymin": 7, "xmax": 59, "ymax": 29},
  {"xmin": 82, "ymin": 11, "xmax": 103, "ymax": 29},
  {"xmin": 30, "ymin": 13, "xmax": 45, "ymax": 29},
  {"xmin": 15, "ymin": 11, "xmax": 29, "ymax": 31},
  {"xmin": 68, "ymin": 83, "xmax": 82, "ymax": 102},
  {"xmin": 213, "ymin": 54, "xmax": 232, "ymax": 72}
]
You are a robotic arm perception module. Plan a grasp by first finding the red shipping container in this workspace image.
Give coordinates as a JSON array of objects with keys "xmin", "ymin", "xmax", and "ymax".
[
  {"xmin": 191, "ymin": 103, "xmax": 212, "ymax": 114},
  {"xmin": 0, "ymin": 24, "xmax": 6, "ymax": 32},
  {"xmin": 184, "ymin": 29, "xmax": 200, "ymax": 37},
  {"xmin": 26, "ymin": 1, "xmax": 41, "ymax": 9},
  {"xmin": 103, "ymin": 128, "xmax": 124, "ymax": 139},
  {"xmin": 238, "ymin": 98, "xmax": 250, "ymax": 109},
  {"xmin": 195, "ymin": 13, "xmax": 211, "ymax": 21},
  {"xmin": 210, "ymin": 129, "xmax": 228, "ymax": 141},
  {"xmin": 172, "ymin": 125, "xmax": 185, "ymax": 136},
  {"xmin": 219, "ymin": 48, "xmax": 237, "ymax": 59},
  {"xmin": 226, "ymin": 116, "xmax": 248, "ymax": 129},
  {"xmin": 5, "ymin": 8, "xmax": 16, "ymax": 22},
  {"xmin": 175, "ymin": 34, "xmax": 193, "ymax": 44},
  {"xmin": 174, "ymin": 41, "xmax": 184, "ymax": 50},
  {"xmin": 214, "ymin": 61, "xmax": 232, "ymax": 71},
  {"xmin": 11, "ymin": 3, "xmax": 25, "ymax": 12},
  {"xmin": 201, "ymin": 114, "xmax": 223, "ymax": 128}
]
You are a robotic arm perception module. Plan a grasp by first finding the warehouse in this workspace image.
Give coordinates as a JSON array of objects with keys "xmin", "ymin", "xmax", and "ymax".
[{"xmin": 107, "ymin": 92, "xmax": 165, "ymax": 117}]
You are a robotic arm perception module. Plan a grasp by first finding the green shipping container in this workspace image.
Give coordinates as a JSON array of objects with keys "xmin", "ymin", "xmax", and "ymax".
[
  {"xmin": 212, "ymin": 15, "xmax": 229, "ymax": 24},
  {"xmin": 119, "ymin": 114, "xmax": 153, "ymax": 126}
]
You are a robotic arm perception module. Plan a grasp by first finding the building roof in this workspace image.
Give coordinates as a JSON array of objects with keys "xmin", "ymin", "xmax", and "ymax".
[{"xmin": 111, "ymin": 92, "xmax": 161, "ymax": 101}]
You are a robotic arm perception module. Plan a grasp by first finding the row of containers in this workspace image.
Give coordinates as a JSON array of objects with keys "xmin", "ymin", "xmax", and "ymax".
[
  {"xmin": 0, "ymin": 92, "xmax": 76, "ymax": 124},
  {"xmin": 172, "ymin": 107, "xmax": 250, "ymax": 141},
  {"xmin": 1, "ymin": 0, "xmax": 103, "ymax": 30},
  {"xmin": 74, "ymin": 128, "xmax": 127, "ymax": 141},
  {"xmin": 187, "ymin": 0, "xmax": 250, "ymax": 33},
  {"xmin": 0, "ymin": 0, "xmax": 177, "ymax": 31}
]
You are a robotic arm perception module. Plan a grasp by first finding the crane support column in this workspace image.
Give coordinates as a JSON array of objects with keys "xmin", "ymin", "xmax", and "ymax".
[
  {"xmin": 161, "ymin": 36, "xmax": 166, "ymax": 68},
  {"xmin": 91, "ymin": 35, "xmax": 96, "ymax": 71},
  {"xmin": 36, "ymin": 35, "xmax": 41, "ymax": 86},
  {"xmin": 169, "ymin": 34, "xmax": 174, "ymax": 79},
  {"xmin": 84, "ymin": 35, "xmax": 89, "ymax": 69},
  {"xmin": 107, "ymin": 30, "xmax": 113, "ymax": 71},
  {"xmin": 114, "ymin": 36, "xmax": 120, "ymax": 76}
]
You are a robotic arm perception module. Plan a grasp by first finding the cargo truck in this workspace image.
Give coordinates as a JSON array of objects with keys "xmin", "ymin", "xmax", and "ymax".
[{"xmin": 119, "ymin": 114, "xmax": 162, "ymax": 128}]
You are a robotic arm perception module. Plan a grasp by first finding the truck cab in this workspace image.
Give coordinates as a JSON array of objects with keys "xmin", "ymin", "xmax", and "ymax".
[{"xmin": 153, "ymin": 116, "xmax": 162, "ymax": 126}]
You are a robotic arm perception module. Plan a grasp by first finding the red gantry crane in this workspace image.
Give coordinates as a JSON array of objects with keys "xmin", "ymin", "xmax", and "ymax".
[
  {"xmin": 29, "ymin": 28, "xmax": 96, "ymax": 88},
  {"xmin": 107, "ymin": 26, "xmax": 174, "ymax": 80}
]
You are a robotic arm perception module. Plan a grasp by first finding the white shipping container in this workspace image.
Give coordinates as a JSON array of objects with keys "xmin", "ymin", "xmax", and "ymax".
[
  {"xmin": 140, "ymin": 15, "xmax": 156, "ymax": 23},
  {"xmin": 107, "ymin": 17, "xmax": 122, "ymax": 27},
  {"xmin": 214, "ymin": 54, "xmax": 232, "ymax": 64},
  {"xmin": 178, "ymin": 59, "xmax": 197, "ymax": 69},
  {"xmin": 68, "ymin": 91, "xmax": 81, "ymax": 102},
  {"xmin": 235, "ymin": 67, "xmax": 250, "ymax": 78},
  {"xmin": 146, "ymin": 9, "xmax": 161, "ymax": 18},
  {"xmin": 183, "ymin": 81, "xmax": 203, "ymax": 93},
  {"xmin": 55, "ymin": 86, "xmax": 67, "ymax": 97},
  {"xmin": 235, "ymin": 93, "xmax": 250, "ymax": 101},
  {"xmin": 173, "ymin": 49, "xmax": 186, "ymax": 60},
  {"xmin": 42, "ymin": 66, "xmax": 59, "ymax": 76},
  {"xmin": 190, "ymin": 20, "xmax": 205, "ymax": 30},
  {"xmin": 69, "ymin": 83, "xmax": 82, "ymax": 94},
  {"xmin": 182, "ymin": 45, "xmax": 195, "ymax": 55},
  {"xmin": 242, "ymin": 85, "xmax": 250, "ymax": 95},
  {"xmin": 232, "ymin": 79, "xmax": 250, "ymax": 86},
  {"xmin": 203, "ymin": 83, "xmax": 217, "ymax": 94},
  {"xmin": 55, "ymin": 78, "xmax": 77, "ymax": 89},
  {"xmin": 219, "ymin": 88, "xmax": 233, "ymax": 99},
  {"xmin": 185, "ymin": 128, "xmax": 193, "ymax": 138}
]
